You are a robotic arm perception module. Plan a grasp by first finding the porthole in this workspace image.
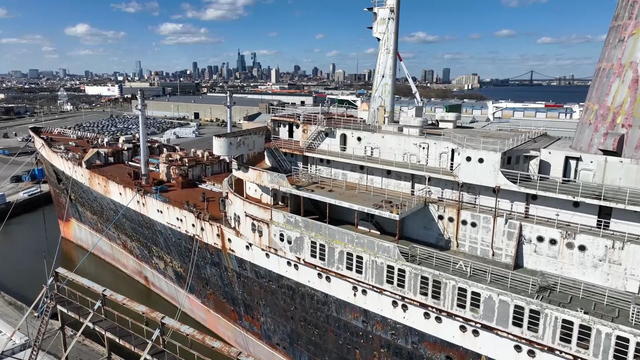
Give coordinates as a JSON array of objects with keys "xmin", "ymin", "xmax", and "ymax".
[
  {"xmin": 470, "ymin": 221, "xmax": 477, "ymax": 228},
  {"xmin": 437, "ymin": 214, "xmax": 445, "ymax": 221},
  {"xmin": 447, "ymin": 216, "xmax": 455, "ymax": 223},
  {"xmin": 444, "ymin": 356, "xmax": 453, "ymax": 360},
  {"xmin": 461, "ymin": 219, "xmax": 468, "ymax": 226},
  {"xmin": 527, "ymin": 349, "xmax": 536, "ymax": 358},
  {"xmin": 324, "ymin": 131, "xmax": 329, "ymax": 137},
  {"xmin": 478, "ymin": 158, "xmax": 484, "ymax": 164},
  {"xmin": 578, "ymin": 244, "xmax": 587, "ymax": 252},
  {"xmin": 265, "ymin": 253, "xmax": 270, "ymax": 259},
  {"xmin": 386, "ymin": 170, "xmax": 392, "ymax": 175},
  {"xmin": 465, "ymin": 156, "xmax": 472, "ymax": 162},
  {"xmin": 401, "ymin": 304, "xmax": 409, "ymax": 312},
  {"xmin": 514, "ymin": 344, "xmax": 523, "ymax": 353},
  {"xmin": 295, "ymin": 124, "xmax": 300, "ymax": 129},
  {"xmin": 536, "ymin": 235, "xmax": 545, "ymax": 243},
  {"xmin": 566, "ymin": 241, "xmax": 575, "ymax": 250},
  {"xmin": 352, "ymin": 286, "xmax": 358, "ymax": 292},
  {"xmin": 327, "ymin": 160, "xmax": 331, "ymax": 164},
  {"xmin": 361, "ymin": 289, "xmax": 368, "ymax": 296},
  {"xmin": 434, "ymin": 316, "xmax": 442, "ymax": 324},
  {"xmin": 319, "ymin": 158, "xmax": 324, "ymax": 163},
  {"xmin": 359, "ymin": 165, "xmax": 365, "ymax": 171},
  {"xmin": 572, "ymin": 201, "xmax": 580, "ymax": 208},
  {"xmin": 293, "ymin": 264, "xmax": 299, "ymax": 270},
  {"xmin": 286, "ymin": 236, "xmax": 293, "ymax": 245},
  {"xmin": 459, "ymin": 325, "xmax": 467, "ymax": 333},
  {"xmin": 325, "ymin": 276, "xmax": 331, "ymax": 283},
  {"xmin": 357, "ymin": 136, "xmax": 362, "ymax": 142},
  {"xmin": 472, "ymin": 329, "xmax": 480, "ymax": 337},
  {"xmin": 391, "ymin": 300, "xmax": 398, "ymax": 308},
  {"xmin": 317, "ymin": 273, "xmax": 323, "ymax": 279},
  {"xmin": 423, "ymin": 311, "xmax": 431, "ymax": 319},
  {"xmin": 286, "ymin": 261, "xmax": 292, "ymax": 267},
  {"xmin": 531, "ymin": 194, "xmax": 538, "ymax": 201},
  {"xmin": 549, "ymin": 238, "xmax": 558, "ymax": 246},
  {"xmin": 251, "ymin": 222, "xmax": 256, "ymax": 233},
  {"xmin": 279, "ymin": 233, "xmax": 285, "ymax": 242},
  {"xmin": 245, "ymin": 245, "xmax": 250, "ymax": 251}
]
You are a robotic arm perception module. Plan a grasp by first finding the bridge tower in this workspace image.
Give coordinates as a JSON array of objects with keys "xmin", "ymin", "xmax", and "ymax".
[{"xmin": 572, "ymin": 0, "xmax": 640, "ymax": 158}]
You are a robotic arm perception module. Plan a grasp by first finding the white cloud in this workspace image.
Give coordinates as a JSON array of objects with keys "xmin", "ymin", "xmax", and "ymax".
[
  {"xmin": 469, "ymin": 33, "xmax": 482, "ymax": 40},
  {"xmin": 0, "ymin": 8, "xmax": 10, "ymax": 18},
  {"xmin": 111, "ymin": 1, "xmax": 160, "ymax": 15},
  {"xmin": 181, "ymin": 0, "xmax": 255, "ymax": 21},
  {"xmin": 364, "ymin": 47, "xmax": 376, "ymax": 54},
  {"xmin": 502, "ymin": 0, "xmax": 548, "ymax": 7},
  {"xmin": 0, "ymin": 35, "xmax": 46, "ymax": 44},
  {"xmin": 536, "ymin": 34, "xmax": 606, "ymax": 44},
  {"xmin": 267, "ymin": 31, "xmax": 278, "ymax": 37},
  {"xmin": 65, "ymin": 23, "xmax": 126, "ymax": 44},
  {"xmin": 315, "ymin": 33, "xmax": 325, "ymax": 39},
  {"xmin": 400, "ymin": 32, "xmax": 441, "ymax": 43},
  {"xmin": 442, "ymin": 53, "xmax": 468, "ymax": 60},
  {"xmin": 313, "ymin": 48, "xmax": 321, "ymax": 53},
  {"xmin": 249, "ymin": 49, "xmax": 278, "ymax": 55},
  {"xmin": 494, "ymin": 29, "xmax": 517, "ymax": 38},
  {"xmin": 153, "ymin": 22, "xmax": 220, "ymax": 44},
  {"xmin": 326, "ymin": 50, "xmax": 340, "ymax": 57},
  {"xmin": 41, "ymin": 46, "xmax": 56, "ymax": 52},
  {"xmin": 68, "ymin": 49, "xmax": 104, "ymax": 56}
]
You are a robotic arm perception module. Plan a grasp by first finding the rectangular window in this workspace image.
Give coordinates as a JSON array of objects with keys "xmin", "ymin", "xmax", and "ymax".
[
  {"xmin": 456, "ymin": 287, "xmax": 468, "ymax": 310},
  {"xmin": 633, "ymin": 341, "xmax": 640, "ymax": 360},
  {"xmin": 512, "ymin": 305, "xmax": 525, "ymax": 328},
  {"xmin": 470, "ymin": 291, "xmax": 481, "ymax": 312},
  {"xmin": 559, "ymin": 319, "xmax": 574, "ymax": 345},
  {"xmin": 396, "ymin": 268, "xmax": 406, "ymax": 289},
  {"xmin": 310, "ymin": 241, "xmax": 318, "ymax": 259},
  {"xmin": 385, "ymin": 265, "xmax": 395, "ymax": 285},
  {"xmin": 527, "ymin": 309, "xmax": 541, "ymax": 334},
  {"xmin": 355, "ymin": 255, "xmax": 363, "ymax": 275},
  {"xmin": 576, "ymin": 324, "xmax": 592, "ymax": 350},
  {"xmin": 318, "ymin": 243, "xmax": 326, "ymax": 262},
  {"xmin": 506, "ymin": 156, "xmax": 512, "ymax": 165},
  {"xmin": 431, "ymin": 279, "xmax": 442, "ymax": 301},
  {"xmin": 419, "ymin": 276, "xmax": 430, "ymax": 297},
  {"xmin": 345, "ymin": 252, "xmax": 354, "ymax": 271},
  {"xmin": 613, "ymin": 335, "xmax": 630, "ymax": 360}
]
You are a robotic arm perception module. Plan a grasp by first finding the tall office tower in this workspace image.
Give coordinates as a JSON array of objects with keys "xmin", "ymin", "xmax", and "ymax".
[
  {"xmin": 442, "ymin": 67, "xmax": 451, "ymax": 84},
  {"xmin": 59, "ymin": 68, "xmax": 68, "ymax": 79},
  {"xmin": 192, "ymin": 61, "xmax": 199, "ymax": 80},
  {"xmin": 212, "ymin": 65, "xmax": 219, "ymax": 76},
  {"xmin": 293, "ymin": 65, "xmax": 301, "ymax": 75},
  {"xmin": 251, "ymin": 52, "xmax": 257, "ymax": 69},
  {"xmin": 425, "ymin": 69, "xmax": 435, "ymax": 83},
  {"xmin": 271, "ymin": 67, "xmax": 280, "ymax": 83},
  {"xmin": 134, "ymin": 60, "xmax": 143, "ymax": 80},
  {"xmin": 221, "ymin": 63, "xmax": 229, "ymax": 80},
  {"xmin": 312, "ymin": 67, "xmax": 319, "ymax": 78},
  {"xmin": 206, "ymin": 65, "xmax": 214, "ymax": 80},
  {"xmin": 364, "ymin": 69, "xmax": 373, "ymax": 82},
  {"xmin": 28, "ymin": 69, "xmax": 40, "ymax": 79},
  {"xmin": 330, "ymin": 63, "xmax": 336, "ymax": 80},
  {"xmin": 236, "ymin": 50, "xmax": 247, "ymax": 72}
]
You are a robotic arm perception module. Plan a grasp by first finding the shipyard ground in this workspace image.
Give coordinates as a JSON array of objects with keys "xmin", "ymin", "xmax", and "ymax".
[{"xmin": 0, "ymin": 290, "xmax": 120, "ymax": 359}]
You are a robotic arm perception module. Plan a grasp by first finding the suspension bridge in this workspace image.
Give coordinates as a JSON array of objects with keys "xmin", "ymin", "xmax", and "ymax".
[{"xmin": 506, "ymin": 70, "xmax": 592, "ymax": 85}]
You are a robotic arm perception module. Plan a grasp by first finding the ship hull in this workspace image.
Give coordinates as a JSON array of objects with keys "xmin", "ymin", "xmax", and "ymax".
[{"xmin": 43, "ymin": 158, "xmax": 486, "ymax": 360}]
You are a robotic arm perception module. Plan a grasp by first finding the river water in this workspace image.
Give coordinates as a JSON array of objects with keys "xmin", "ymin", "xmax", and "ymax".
[
  {"xmin": 460, "ymin": 85, "xmax": 590, "ymax": 104},
  {"xmin": 0, "ymin": 204, "xmax": 225, "ymax": 349}
]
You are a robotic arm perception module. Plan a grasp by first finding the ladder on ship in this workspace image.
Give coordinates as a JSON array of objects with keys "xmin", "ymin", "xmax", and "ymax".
[{"xmin": 26, "ymin": 296, "xmax": 55, "ymax": 360}]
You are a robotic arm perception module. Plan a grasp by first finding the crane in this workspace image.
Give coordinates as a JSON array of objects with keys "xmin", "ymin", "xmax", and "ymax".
[{"xmin": 397, "ymin": 52, "xmax": 422, "ymax": 105}]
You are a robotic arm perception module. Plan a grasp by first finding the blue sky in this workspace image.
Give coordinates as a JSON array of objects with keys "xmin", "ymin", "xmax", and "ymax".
[{"xmin": 0, "ymin": 0, "xmax": 617, "ymax": 78}]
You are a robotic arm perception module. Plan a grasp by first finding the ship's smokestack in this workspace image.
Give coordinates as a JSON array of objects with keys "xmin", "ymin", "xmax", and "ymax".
[
  {"xmin": 367, "ymin": 0, "xmax": 400, "ymax": 125},
  {"xmin": 137, "ymin": 90, "xmax": 149, "ymax": 183},
  {"xmin": 572, "ymin": 0, "xmax": 640, "ymax": 158},
  {"xmin": 226, "ymin": 91, "xmax": 233, "ymax": 133}
]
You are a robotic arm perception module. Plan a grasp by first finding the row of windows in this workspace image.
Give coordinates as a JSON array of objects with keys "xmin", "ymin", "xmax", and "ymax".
[
  {"xmin": 385, "ymin": 265, "xmax": 406, "ymax": 289},
  {"xmin": 309, "ymin": 240, "xmax": 326, "ymax": 262},
  {"xmin": 612, "ymin": 334, "xmax": 640, "ymax": 360},
  {"xmin": 511, "ymin": 305, "xmax": 541, "ymax": 334},
  {"xmin": 558, "ymin": 318, "xmax": 593, "ymax": 351},
  {"xmin": 455, "ymin": 287, "xmax": 482, "ymax": 313},
  {"xmin": 418, "ymin": 275, "xmax": 442, "ymax": 301},
  {"xmin": 345, "ymin": 252, "xmax": 364, "ymax": 275}
]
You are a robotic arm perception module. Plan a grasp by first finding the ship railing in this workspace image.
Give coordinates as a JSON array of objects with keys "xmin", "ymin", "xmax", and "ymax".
[
  {"xmin": 436, "ymin": 129, "xmax": 546, "ymax": 153},
  {"xmin": 271, "ymin": 135, "xmax": 456, "ymax": 177},
  {"xmin": 434, "ymin": 190, "xmax": 640, "ymax": 243},
  {"xmin": 501, "ymin": 168, "xmax": 640, "ymax": 208},
  {"xmin": 290, "ymin": 165, "xmax": 429, "ymax": 214},
  {"xmin": 397, "ymin": 242, "xmax": 638, "ymax": 314}
]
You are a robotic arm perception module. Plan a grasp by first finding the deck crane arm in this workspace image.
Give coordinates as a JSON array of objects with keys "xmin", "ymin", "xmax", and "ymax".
[{"xmin": 397, "ymin": 52, "xmax": 422, "ymax": 105}]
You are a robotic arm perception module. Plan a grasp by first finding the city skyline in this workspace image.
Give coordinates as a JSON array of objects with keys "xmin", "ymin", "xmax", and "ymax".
[{"xmin": 0, "ymin": 0, "xmax": 616, "ymax": 78}]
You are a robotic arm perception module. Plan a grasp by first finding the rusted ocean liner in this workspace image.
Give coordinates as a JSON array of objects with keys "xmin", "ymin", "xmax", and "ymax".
[{"xmin": 31, "ymin": 0, "xmax": 640, "ymax": 359}]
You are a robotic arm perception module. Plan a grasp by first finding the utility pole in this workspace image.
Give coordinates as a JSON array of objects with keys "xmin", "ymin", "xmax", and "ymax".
[
  {"xmin": 137, "ymin": 90, "xmax": 149, "ymax": 183},
  {"xmin": 226, "ymin": 91, "xmax": 234, "ymax": 133}
]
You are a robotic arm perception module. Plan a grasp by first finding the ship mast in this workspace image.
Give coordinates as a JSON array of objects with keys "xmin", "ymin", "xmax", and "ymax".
[
  {"xmin": 367, "ymin": 0, "xmax": 400, "ymax": 125},
  {"xmin": 137, "ymin": 89, "xmax": 149, "ymax": 183},
  {"xmin": 226, "ymin": 90, "xmax": 233, "ymax": 133}
]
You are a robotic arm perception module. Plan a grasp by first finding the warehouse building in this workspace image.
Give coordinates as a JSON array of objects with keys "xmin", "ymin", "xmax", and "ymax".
[{"xmin": 132, "ymin": 95, "xmax": 268, "ymax": 123}]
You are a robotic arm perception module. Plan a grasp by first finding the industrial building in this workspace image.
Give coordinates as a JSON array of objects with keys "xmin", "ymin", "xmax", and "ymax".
[
  {"xmin": 207, "ymin": 91, "xmax": 316, "ymax": 106},
  {"xmin": 131, "ymin": 95, "xmax": 266, "ymax": 123}
]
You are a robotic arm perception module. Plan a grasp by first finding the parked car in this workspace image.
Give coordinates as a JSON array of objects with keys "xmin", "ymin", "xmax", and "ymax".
[{"xmin": 9, "ymin": 175, "xmax": 22, "ymax": 183}]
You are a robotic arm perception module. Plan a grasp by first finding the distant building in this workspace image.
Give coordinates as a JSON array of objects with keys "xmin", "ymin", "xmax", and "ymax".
[
  {"xmin": 311, "ymin": 67, "xmax": 319, "ymax": 78},
  {"xmin": 236, "ymin": 50, "xmax": 247, "ymax": 72},
  {"xmin": 293, "ymin": 65, "xmax": 301, "ymax": 75},
  {"xmin": 135, "ymin": 60, "xmax": 143, "ymax": 80},
  {"xmin": 442, "ymin": 67, "xmax": 451, "ymax": 84},
  {"xmin": 59, "ymin": 68, "xmax": 67, "ymax": 79},
  {"xmin": 364, "ymin": 69, "xmax": 373, "ymax": 83},
  {"xmin": 271, "ymin": 67, "xmax": 280, "ymax": 83},
  {"xmin": 250, "ymin": 52, "xmax": 257, "ymax": 68},
  {"xmin": 330, "ymin": 63, "xmax": 336, "ymax": 80},
  {"xmin": 84, "ymin": 70, "xmax": 93, "ymax": 79},
  {"xmin": 452, "ymin": 73, "xmax": 480, "ymax": 89},
  {"xmin": 421, "ymin": 69, "xmax": 435, "ymax": 83},
  {"xmin": 28, "ymin": 69, "xmax": 39, "ymax": 79},
  {"xmin": 335, "ymin": 69, "xmax": 346, "ymax": 83},
  {"xmin": 85, "ymin": 84, "xmax": 123, "ymax": 97},
  {"xmin": 192, "ymin": 61, "xmax": 199, "ymax": 80}
]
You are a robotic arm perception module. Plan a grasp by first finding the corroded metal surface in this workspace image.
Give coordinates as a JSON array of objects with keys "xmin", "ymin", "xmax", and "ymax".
[
  {"xmin": 43, "ymin": 158, "xmax": 485, "ymax": 360},
  {"xmin": 573, "ymin": 0, "xmax": 640, "ymax": 157}
]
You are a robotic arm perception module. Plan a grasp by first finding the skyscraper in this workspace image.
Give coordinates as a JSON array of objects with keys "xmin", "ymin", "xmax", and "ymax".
[
  {"xmin": 442, "ymin": 67, "xmax": 451, "ymax": 84},
  {"xmin": 59, "ymin": 68, "xmax": 67, "ymax": 79},
  {"xmin": 206, "ymin": 65, "xmax": 214, "ymax": 80},
  {"xmin": 192, "ymin": 61, "xmax": 199, "ymax": 80},
  {"xmin": 330, "ymin": 63, "xmax": 336, "ymax": 80},
  {"xmin": 134, "ymin": 60, "xmax": 143, "ymax": 80},
  {"xmin": 251, "ymin": 52, "xmax": 257, "ymax": 69},
  {"xmin": 271, "ymin": 67, "xmax": 280, "ymax": 83},
  {"xmin": 293, "ymin": 65, "xmax": 301, "ymax": 75},
  {"xmin": 311, "ymin": 67, "xmax": 319, "ymax": 78},
  {"xmin": 236, "ymin": 50, "xmax": 247, "ymax": 72}
]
